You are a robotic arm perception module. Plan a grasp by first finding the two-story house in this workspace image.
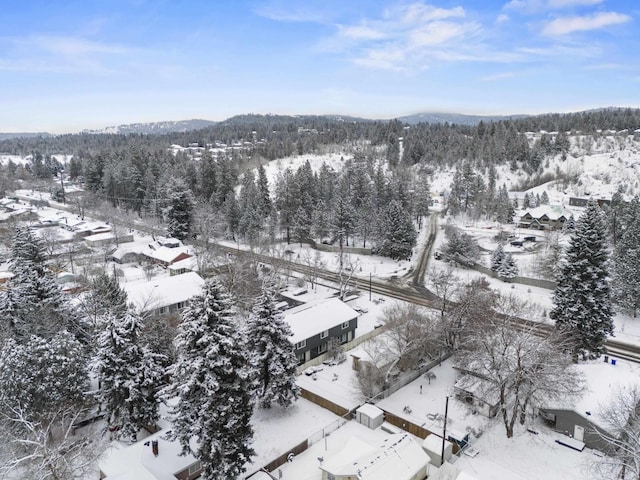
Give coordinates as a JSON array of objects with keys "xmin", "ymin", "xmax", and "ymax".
[
  {"xmin": 284, "ymin": 298, "xmax": 359, "ymax": 365},
  {"xmin": 518, "ymin": 206, "xmax": 572, "ymax": 230}
]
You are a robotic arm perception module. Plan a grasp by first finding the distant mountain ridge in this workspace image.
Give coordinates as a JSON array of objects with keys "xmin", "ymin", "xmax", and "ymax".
[
  {"xmin": 0, "ymin": 132, "xmax": 52, "ymax": 141},
  {"xmin": 81, "ymin": 119, "xmax": 218, "ymax": 135},
  {"xmin": 2, "ymin": 109, "xmax": 636, "ymax": 140},
  {"xmin": 397, "ymin": 112, "xmax": 529, "ymax": 126}
]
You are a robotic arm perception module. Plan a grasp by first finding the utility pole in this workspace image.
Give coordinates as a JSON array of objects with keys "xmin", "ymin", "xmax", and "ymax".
[
  {"xmin": 59, "ymin": 168, "xmax": 66, "ymax": 204},
  {"xmin": 441, "ymin": 396, "xmax": 449, "ymax": 466}
]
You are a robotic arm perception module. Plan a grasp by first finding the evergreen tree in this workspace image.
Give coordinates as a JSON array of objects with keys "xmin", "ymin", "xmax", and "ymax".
[
  {"xmin": 165, "ymin": 180, "xmax": 194, "ymax": 241},
  {"xmin": 612, "ymin": 197, "xmax": 640, "ymax": 317},
  {"xmin": 491, "ymin": 244, "xmax": 506, "ymax": 271},
  {"xmin": 256, "ymin": 165, "xmax": 272, "ymax": 217},
  {"xmin": 0, "ymin": 227, "xmax": 78, "ymax": 341},
  {"xmin": 540, "ymin": 191, "xmax": 550, "ymax": 205},
  {"xmin": 497, "ymin": 252, "xmax": 518, "ymax": 278},
  {"xmin": 245, "ymin": 284, "xmax": 300, "ymax": 409},
  {"xmin": 550, "ymin": 201, "xmax": 613, "ymax": 359},
  {"xmin": 0, "ymin": 331, "xmax": 87, "ymax": 423},
  {"xmin": 563, "ymin": 214, "xmax": 576, "ymax": 232},
  {"xmin": 375, "ymin": 200, "xmax": 417, "ymax": 260},
  {"xmin": 164, "ymin": 279, "xmax": 254, "ymax": 479},
  {"xmin": 292, "ymin": 206, "xmax": 311, "ymax": 245},
  {"xmin": 93, "ymin": 311, "xmax": 164, "ymax": 441},
  {"xmin": 495, "ymin": 185, "xmax": 514, "ymax": 224}
]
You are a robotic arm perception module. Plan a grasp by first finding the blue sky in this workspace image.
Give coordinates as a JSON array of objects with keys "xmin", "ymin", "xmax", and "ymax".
[{"xmin": 1, "ymin": 0, "xmax": 638, "ymax": 133}]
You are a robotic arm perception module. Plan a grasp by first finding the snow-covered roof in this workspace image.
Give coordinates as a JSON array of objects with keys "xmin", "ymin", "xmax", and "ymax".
[
  {"xmin": 123, "ymin": 272, "xmax": 204, "ymax": 312},
  {"xmin": 520, "ymin": 205, "xmax": 571, "ymax": 220},
  {"xmin": 321, "ymin": 433, "xmax": 428, "ymax": 480},
  {"xmin": 98, "ymin": 428, "xmax": 199, "ymax": 480},
  {"xmin": 84, "ymin": 231, "xmax": 123, "ymax": 242},
  {"xmin": 284, "ymin": 298, "xmax": 358, "ymax": 344},
  {"xmin": 544, "ymin": 361, "xmax": 640, "ymax": 429},
  {"xmin": 144, "ymin": 246, "xmax": 192, "ymax": 264},
  {"xmin": 168, "ymin": 255, "xmax": 198, "ymax": 272},
  {"xmin": 357, "ymin": 403, "xmax": 384, "ymax": 420}
]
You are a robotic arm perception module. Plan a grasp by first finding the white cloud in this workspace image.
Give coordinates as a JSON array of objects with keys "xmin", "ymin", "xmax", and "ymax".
[
  {"xmin": 542, "ymin": 11, "xmax": 631, "ymax": 35},
  {"xmin": 337, "ymin": 25, "xmax": 387, "ymax": 40},
  {"xmin": 27, "ymin": 35, "xmax": 130, "ymax": 57},
  {"xmin": 326, "ymin": 2, "xmax": 482, "ymax": 70},
  {"xmin": 504, "ymin": 0, "xmax": 604, "ymax": 12},
  {"xmin": 548, "ymin": 0, "xmax": 603, "ymax": 7},
  {"xmin": 392, "ymin": 4, "xmax": 465, "ymax": 23},
  {"xmin": 496, "ymin": 14, "xmax": 510, "ymax": 24}
]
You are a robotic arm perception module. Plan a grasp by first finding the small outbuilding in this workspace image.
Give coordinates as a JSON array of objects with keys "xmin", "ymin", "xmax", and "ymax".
[
  {"xmin": 422, "ymin": 434, "xmax": 453, "ymax": 467},
  {"xmin": 356, "ymin": 404, "xmax": 384, "ymax": 430}
]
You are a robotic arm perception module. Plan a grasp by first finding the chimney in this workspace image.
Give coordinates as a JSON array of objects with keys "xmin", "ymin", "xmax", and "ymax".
[{"xmin": 152, "ymin": 440, "xmax": 159, "ymax": 457}]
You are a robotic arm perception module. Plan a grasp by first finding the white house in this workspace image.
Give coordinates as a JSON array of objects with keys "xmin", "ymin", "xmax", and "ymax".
[
  {"xmin": 319, "ymin": 433, "xmax": 429, "ymax": 480},
  {"xmin": 123, "ymin": 272, "xmax": 204, "ymax": 317}
]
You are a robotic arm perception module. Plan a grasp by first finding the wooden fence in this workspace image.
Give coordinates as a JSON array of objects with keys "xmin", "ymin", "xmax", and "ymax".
[
  {"xmin": 260, "ymin": 440, "xmax": 308, "ymax": 473},
  {"xmin": 299, "ymin": 387, "xmax": 351, "ymax": 417},
  {"xmin": 382, "ymin": 410, "xmax": 460, "ymax": 454}
]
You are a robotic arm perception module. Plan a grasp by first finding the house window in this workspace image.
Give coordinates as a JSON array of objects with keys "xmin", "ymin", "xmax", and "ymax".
[
  {"xmin": 295, "ymin": 340, "xmax": 306, "ymax": 350},
  {"xmin": 320, "ymin": 330, "xmax": 329, "ymax": 339},
  {"xmin": 341, "ymin": 321, "xmax": 350, "ymax": 329},
  {"xmin": 318, "ymin": 343, "xmax": 328, "ymax": 354},
  {"xmin": 176, "ymin": 302, "xmax": 185, "ymax": 310},
  {"xmin": 341, "ymin": 333, "xmax": 349, "ymax": 343},
  {"xmin": 188, "ymin": 461, "xmax": 202, "ymax": 475},
  {"xmin": 327, "ymin": 474, "xmax": 336, "ymax": 480}
]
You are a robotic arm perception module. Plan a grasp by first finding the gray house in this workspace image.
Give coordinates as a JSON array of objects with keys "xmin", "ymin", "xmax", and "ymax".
[
  {"xmin": 284, "ymin": 298, "xmax": 359, "ymax": 365},
  {"xmin": 539, "ymin": 361, "xmax": 636, "ymax": 451}
]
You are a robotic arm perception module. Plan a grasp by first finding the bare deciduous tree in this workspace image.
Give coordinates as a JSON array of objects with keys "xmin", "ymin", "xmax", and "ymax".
[
  {"xmin": 0, "ymin": 404, "xmax": 104, "ymax": 480},
  {"xmin": 591, "ymin": 386, "xmax": 640, "ymax": 480},
  {"xmin": 456, "ymin": 293, "xmax": 584, "ymax": 438},
  {"xmin": 356, "ymin": 303, "xmax": 440, "ymax": 398}
]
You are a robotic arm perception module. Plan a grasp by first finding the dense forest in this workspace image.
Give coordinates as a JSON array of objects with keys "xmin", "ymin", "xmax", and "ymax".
[{"xmin": 1, "ymin": 108, "xmax": 639, "ymax": 260}]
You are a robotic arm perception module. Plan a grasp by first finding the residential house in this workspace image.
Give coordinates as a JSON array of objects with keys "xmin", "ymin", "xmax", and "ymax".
[
  {"xmin": 98, "ymin": 428, "xmax": 202, "ymax": 480},
  {"xmin": 517, "ymin": 206, "xmax": 571, "ymax": 230},
  {"xmin": 123, "ymin": 271, "xmax": 204, "ymax": 317},
  {"xmin": 85, "ymin": 231, "xmax": 134, "ymax": 248},
  {"xmin": 539, "ymin": 361, "xmax": 637, "ymax": 451},
  {"xmin": 144, "ymin": 245, "xmax": 192, "ymax": 268},
  {"xmin": 168, "ymin": 256, "xmax": 199, "ymax": 276},
  {"xmin": 284, "ymin": 298, "xmax": 359, "ymax": 365},
  {"xmin": 569, "ymin": 197, "xmax": 611, "ymax": 208},
  {"xmin": 452, "ymin": 370, "xmax": 501, "ymax": 418},
  {"xmin": 319, "ymin": 433, "xmax": 429, "ymax": 480}
]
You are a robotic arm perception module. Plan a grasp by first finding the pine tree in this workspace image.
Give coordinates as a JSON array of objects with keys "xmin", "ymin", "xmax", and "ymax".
[
  {"xmin": 292, "ymin": 206, "xmax": 311, "ymax": 246},
  {"xmin": 491, "ymin": 244, "xmax": 506, "ymax": 271},
  {"xmin": 540, "ymin": 191, "xmax": 549, "ymax": 205},
  {"xmin": 0, "ymin": 331, "xmax": 87, "ymax": 423},
  {"xmin": 612, "ymin": 197, "xmax": 640, "ymax": 317},
  {"xmin": 164, "ymin": 279, "xmax": 254, "ymax": 479},
  {"xmin": 93, "ymin": 311, "xmax": 164, "ymax": 441},
  {"xmin": 0, "ymin": 227, "xmax": 78, "ymax": 341},
  {"xmin": 497, "ymin": 253, "xmax": 518, "ymax": 278},
  {"xmin": 245, "ymin": 284, "xmax": 300, "ymax": 409},
  {"xmin": 550, "ymin": 200, "xmax": 613, "ymax": 359},
  {"xmin": 165, "ymin": 180, "xmax": 194, "ymax": 241},
  {"xmin": 375, "ymin": 200, "xmax": 417, "ymax": 260}
]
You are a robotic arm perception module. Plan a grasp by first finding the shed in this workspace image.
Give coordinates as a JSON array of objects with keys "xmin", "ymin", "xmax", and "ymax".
[
  {"xmin": 422, "ymin": 434, "xmax": 453, "ymax": 467},
  {"xmin": 356, "ymin": 404, "xmax": 384, "ymax": 430}
]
